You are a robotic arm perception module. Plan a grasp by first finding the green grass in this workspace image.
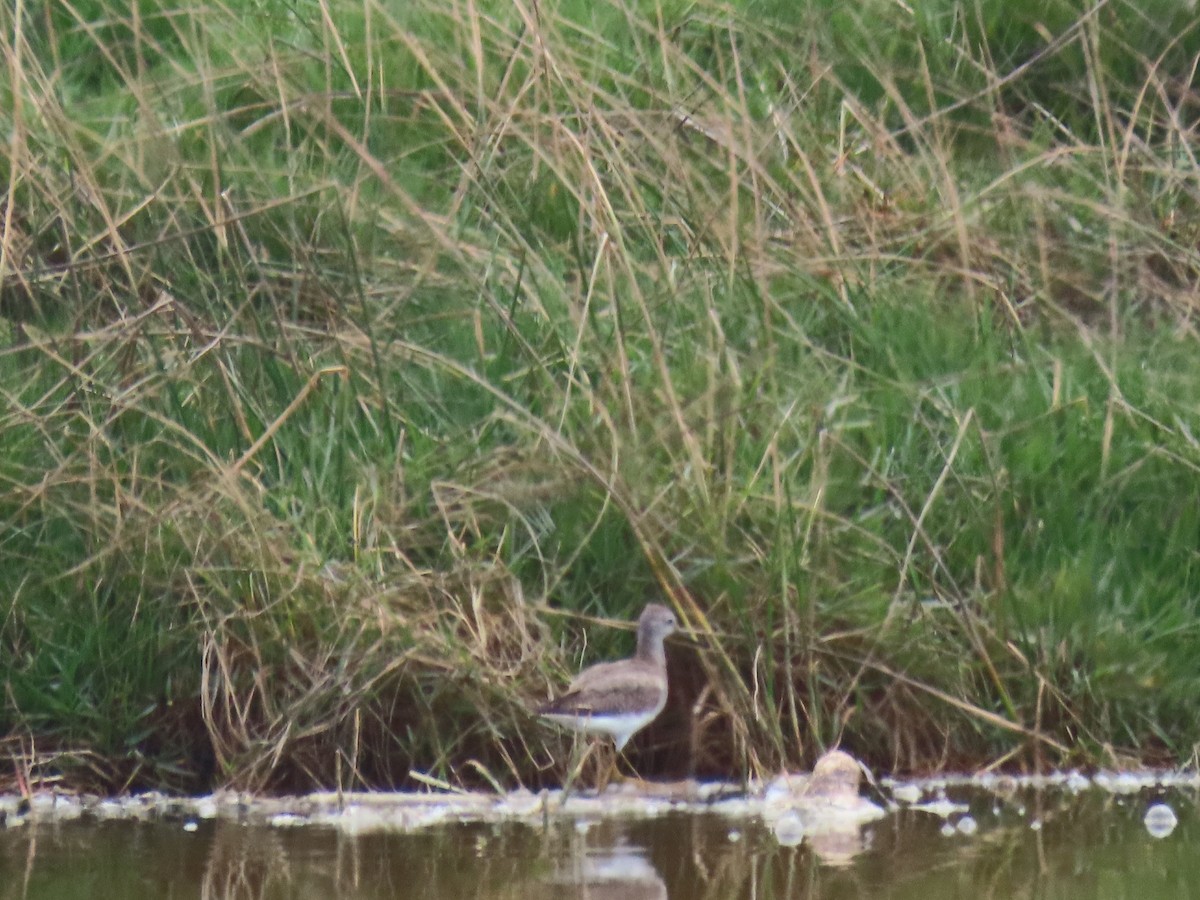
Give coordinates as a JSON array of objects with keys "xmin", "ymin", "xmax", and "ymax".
[{"xmin": 2, "ymin": 0, "xmax": 1200, "ymax": 792}]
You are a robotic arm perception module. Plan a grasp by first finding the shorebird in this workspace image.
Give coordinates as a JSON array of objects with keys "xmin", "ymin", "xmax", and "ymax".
[{"xmin": 538, "ymin": 604, "xmax": 678, "ymax": 787}]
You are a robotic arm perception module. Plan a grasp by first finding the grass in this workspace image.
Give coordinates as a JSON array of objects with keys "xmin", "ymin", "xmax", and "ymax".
[{"xmin": 1, "ymin": 0, "xmax": 1199, "ymax": 792}]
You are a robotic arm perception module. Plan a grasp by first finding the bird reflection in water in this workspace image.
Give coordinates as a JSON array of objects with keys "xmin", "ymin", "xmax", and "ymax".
[{"xmin": 537, "ymin": 839, "xmax": 667, "ymax": 900}]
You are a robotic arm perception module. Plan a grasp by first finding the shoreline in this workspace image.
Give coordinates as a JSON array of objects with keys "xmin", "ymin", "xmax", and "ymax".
[{"xmin": 2, "ymin": 766, "xmax": 1192, "ymax": 835}]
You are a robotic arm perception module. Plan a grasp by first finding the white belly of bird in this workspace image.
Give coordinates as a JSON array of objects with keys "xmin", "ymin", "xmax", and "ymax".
[{"xmin": 541, "ymin": 706, "xmax": 662, "ymax": 752}]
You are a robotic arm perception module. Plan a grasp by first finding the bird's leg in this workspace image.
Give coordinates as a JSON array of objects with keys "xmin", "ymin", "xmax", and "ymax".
[
  {"xmin": 595, "ymin": 743, "xmax": 626, "ymax": 795},
  {"xmin": 615, "ymin": 750, "xmax": 637, "ymax": 784}
]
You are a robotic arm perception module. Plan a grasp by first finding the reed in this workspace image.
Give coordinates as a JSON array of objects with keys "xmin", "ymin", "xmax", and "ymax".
[{"xmin": 2, "ymin": 0, "xmax": 1198, "ymax": 792}]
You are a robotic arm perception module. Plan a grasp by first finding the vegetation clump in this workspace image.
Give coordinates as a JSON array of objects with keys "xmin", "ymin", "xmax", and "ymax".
[{"xmin": 2, "ymin": 0, "xmax": 1199, "ymax": 793}]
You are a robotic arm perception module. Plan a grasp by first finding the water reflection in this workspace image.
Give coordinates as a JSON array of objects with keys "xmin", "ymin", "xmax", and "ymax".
[
  {"xmin": 202, "ymin": 826, "xmax": 290, "ymax": 899},
  {"xmin": 541, "ymin": 841, "xmax": 666, "ymax": 900},
  {"xmin": 1, "ymin": 786, "xmax": 1197, "ymax": 899},
  {"xmin": 807, "ymin": 823, "xmax": 871, "ymax": 867}
]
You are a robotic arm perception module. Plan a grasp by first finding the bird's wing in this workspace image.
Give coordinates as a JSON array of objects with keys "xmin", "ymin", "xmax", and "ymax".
[{"xmin": 537, "ymin": 662, "xmax": 664, "ymax": 716}]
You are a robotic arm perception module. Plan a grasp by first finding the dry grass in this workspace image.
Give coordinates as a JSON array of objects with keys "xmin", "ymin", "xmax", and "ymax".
[{"xmin": 2, "ymin": 0, "xmax": 1200, "ymax": 792}]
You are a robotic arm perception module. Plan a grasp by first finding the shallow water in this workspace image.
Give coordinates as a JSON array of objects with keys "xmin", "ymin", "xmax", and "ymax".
[{"xmin": 1, "ymin": 783, "xmax": 1196, "ymax": 899}]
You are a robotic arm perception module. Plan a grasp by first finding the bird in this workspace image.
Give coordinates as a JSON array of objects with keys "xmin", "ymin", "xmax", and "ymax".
[{"xmin": 537, "ymin": 604, "xmax": 678, "ymax": 785}]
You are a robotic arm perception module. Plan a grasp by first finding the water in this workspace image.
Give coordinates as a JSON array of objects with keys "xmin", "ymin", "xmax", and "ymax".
[{"xmin": 1, "ymin": 785, "xmax": 1196, "ymax": 899}]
